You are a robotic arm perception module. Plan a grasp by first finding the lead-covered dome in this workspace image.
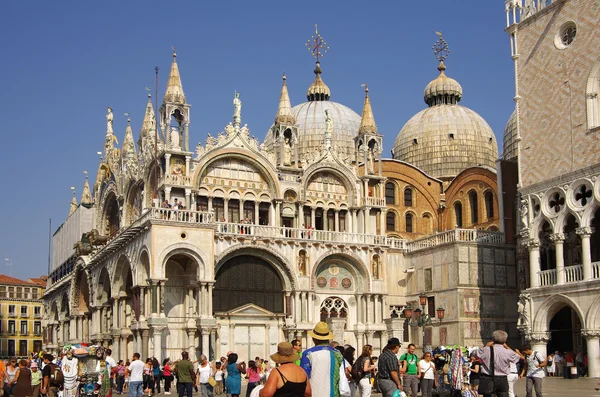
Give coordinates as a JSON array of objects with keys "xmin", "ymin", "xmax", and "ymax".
[
  {"xmin": 392, "ymin": 62, "xmax": 498, "ymax": 180},
  {"xmin": 263, "ymin": 63, "xmax": 361, "ymax": 160},
  {"xmin": 503, "ymin": 108, "xmax": 517, "ymax": 161}
]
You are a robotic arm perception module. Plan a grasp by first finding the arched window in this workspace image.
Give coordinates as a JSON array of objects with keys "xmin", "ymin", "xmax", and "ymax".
[
  {"xmin": 404, "ymin": 187, "xmax": 413, "ymax": 207},
  {"xmin": 405, "ymin": 213, "xmax": 414, "ymax": 233},
  {"xmin": 320, "ymin": 297, "xmax": 348, "ymax": 322},
  {"xmin": 454, "ymin": 202, "xmax": 463, "ymax": 228},
  {"xmin": 386, "ymin": 212, "xmax": 396, "ymax": 232},
  {"xmin": 587, "ymin": 61, "xmax": 600, "ymax": 129},
  {"xmin": 484, "ymin": 191, "xmax": 494, "ymax": 219},
  {"xmin": 385, "ymin": 183, "xmax": 396, "ymax": 204},
  {"xmin": 469, "ymin": 191, "xmax": 478, "ymax": 224}
]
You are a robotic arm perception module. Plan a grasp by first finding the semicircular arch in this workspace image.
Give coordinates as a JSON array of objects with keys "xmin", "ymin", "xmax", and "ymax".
[
  {"xmin": 311, "ymin": 251, "xmax": 370, "ymax": 293},
  {"xmin": 301, "ymin": 164, "xmax": 358, "ymax": 206},
  {"xmin": 215, "ymin": 245, "xmax": 297, "ymax": 290},
  {"xmin": 157, "ymin": 243, "xmax": 208, "ymax": 281}
]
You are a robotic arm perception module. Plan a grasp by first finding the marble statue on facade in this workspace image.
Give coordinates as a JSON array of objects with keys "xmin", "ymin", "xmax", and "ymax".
[
  {"xmin": 283, "ymin": 137, "xmax": 293, "ymax": 166},
  {"xmin": 324, "ymin": 110, "xmax": 333, "ymax": 150},
  {"xmin": 106, "ymin": 107, "xmax": 113, "ymax": 132},
  {"xmin": 517, "ymin": 293, "xmax": 531, "ymax": 329},
  {"xmin": 520, "ymin": 199, "xmax": 529, "ymax": 230},
  {"xmin": 171, "ymin": 126, "xmax": 181, "ymax": 149},
  {"xmin": 367, "ymin": 147, "xmax": 375, "ymax": 174},
  {"xmin": 372, "ymin": 255, "xmax": 380, "ymax": 279},
  {"xmin": 233, "ymin": 92, "xmax": 242, "ymax": 125}
]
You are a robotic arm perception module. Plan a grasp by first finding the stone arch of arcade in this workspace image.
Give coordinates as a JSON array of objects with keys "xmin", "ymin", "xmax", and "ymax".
[
  {"xmin": 214, "ymin": 247, "xmax": 294, "ymax": 315},
  {"xmin": 533, "ymin": 294, "xmax": 586, "ymax": 353},
  {"xmin": 311, "ymin": 251, "xmax": 371, "ymax": 293},
  {"xmin": 162, "ymin": 249, "xmax": 206, "ymax": 321}
]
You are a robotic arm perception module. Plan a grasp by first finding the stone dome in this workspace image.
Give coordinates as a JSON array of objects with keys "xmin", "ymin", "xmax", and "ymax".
[
  {"xmin": 264, "ymin": 63, "xmax": 361, "ymax": 161},
  {"xmin": 392, "ymin": 63, "xmax": 498, "ymax": 180},
  {"xmin": 503, "ymin": 108, "xmax": 517, "ymax": 161}
]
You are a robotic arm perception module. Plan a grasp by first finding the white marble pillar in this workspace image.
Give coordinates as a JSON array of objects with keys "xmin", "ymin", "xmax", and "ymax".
[
  {"xmin": 275, "ymin": 202, "xmax": 281, "ymax": 227},
  {"xmin": 527, "ymin": 239, "xmax": 541, "ymax": 288},
  {"xmin": 224, "ymin": 199, "xmax": 229, "ymax": 222},
  {"xmin": 185, "ymin": 156, "xmax": 191, "ymax": 177},
  {"xmin": 165, "ymin": 153, "xmax": 171, "ymax": 175},
  {"xmin": 207, "ymin": 283, "xmax": 213, "ymax": 317},
  {"xmin": 201, "ymin": 328, "xmax": 210, "ymax": 358},
  {"xmin": 302, "ymin": 292, "xmax": 308, "ymax": 323},
  {"xmin": 379, "ymin": 210, "xmax": 386, "ymax": 235},
  {"xmin": 185, "ymin": 188, "xmax": 191, "ymax": 209},
  {"xmin": 165, "ymin": 187, "xmax": 172, "ymax": 203},
  {"xmin": 307, "ymin": 292, "xmax": 313, "ymax": 323},
  {"xmin": 584, "ymin": 331, "xmax": 600, "ymax": 378},
  {"xmin": 153, "ymin": 326, "xmax": 164, "ymax": 362},
  {"xmin": 311, "ymin": 208, "xmax": 316, "ymax": 229},
  {"xmin": 188, "ymin": 329, "xmax": 196, "ymax": 361},
  {"xmin": 294, "ymin": 292, "xmax": 302, "ymax": 323},
  {"xmin": 334, "ymin": 210, "xmax": 340, "ymax": 232},
  {"xmin": 551, "ymin": 234, "xmax": 565, "ymax": 285},
  {"xmin": 577, "ymin": 227, "xmax": 593, "ymax": 280},
  {"xmin": 254, "ymin": 202, "xmax": 259, "ymax": 224},
  {"xmin": 299, "ymin": 205, "xmax": 304, "ymax": 228}
]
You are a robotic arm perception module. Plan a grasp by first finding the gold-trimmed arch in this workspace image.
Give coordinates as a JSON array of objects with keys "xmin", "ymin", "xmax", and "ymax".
[
  {"xmin": 193, "ymin": 149, "xmax": 281, "ymax": 198},
  {"xmin": 311, "ymin": 251, "xmax": 371, "ymax": 293},
  {"xmin": 301, "ymin": 164, "xmax": 358, "ymax": 206}
]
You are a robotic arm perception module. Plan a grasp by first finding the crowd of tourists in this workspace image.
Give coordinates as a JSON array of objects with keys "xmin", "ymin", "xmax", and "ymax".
[{"xmin": 0, "ymin": 324, "xmax": 593, "ymax": 397}]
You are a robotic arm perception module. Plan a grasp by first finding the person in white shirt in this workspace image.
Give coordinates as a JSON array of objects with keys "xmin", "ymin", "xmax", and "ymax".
[
  {"xmin": 418, "ymin": 352, "xmax": 436, "ymax": 397},
  {"xmin": 553, "ymin": 352, "xmax": 563, "ymax": 377},
  {"xmin": 105, "ymin": 349, "xmax": 117, "ymax": 388},
  {"xmin": 521, "ymin": 345, "xmax": 546, "ymax": 397},
  {"xmin": 126, "ymin": 353, "xmax": 146, "ymax": 397}
]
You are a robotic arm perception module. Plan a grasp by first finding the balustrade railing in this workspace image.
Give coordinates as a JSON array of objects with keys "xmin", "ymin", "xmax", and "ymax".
[
  {"xmin": 539, "ymin": 269, "xmax": 557, "ymax": 286},
  {"xmin": 150, "ymin": 208, "xmax": 214, "ymax": 224},
  {"xmin": 565, "ymin": 265, "xmax": 583, "ymax": 283},
  {"xmin": 405, "ymin": 229, "xmax": 505, "ymax": 252},
  {"xmin": 593, "ymin": 261, "xmax": 600, "ymax": 279},
  {"xmin": 362, "ymin": 197, "xmax": 386, "ymax": 207},
  {"xmin": 160, "ymin": 174, "xmax": 192, "ymax": 186}
]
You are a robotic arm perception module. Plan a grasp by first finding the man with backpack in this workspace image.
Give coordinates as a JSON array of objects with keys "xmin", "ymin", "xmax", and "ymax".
[
  {"xmin": 400, "ymin": 344, "xmax": 419, "ymax": 397},
  {"xmin": 521, "ymin": 345, "xmax": 547, "ymax": 397},
  {"xmin": 41, "ymin": 354, "xmax": 63, "ymax": 397}
]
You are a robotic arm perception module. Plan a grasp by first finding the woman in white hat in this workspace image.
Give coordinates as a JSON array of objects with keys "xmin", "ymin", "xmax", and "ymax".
[{"xmin": 260, "ymin": 342, "xmax": 311, "ymax": 397}]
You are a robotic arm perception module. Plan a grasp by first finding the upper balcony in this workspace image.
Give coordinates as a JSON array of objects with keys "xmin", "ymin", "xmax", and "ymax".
[
  {"xmin": 160, "ymin": 174, "xmax": 193, "ymax": 187},
  {"xmin": 405, "ymin": 228, "xmax": 506, "ymax": 253},
  {"xmin": 539, "ymin": 262, "xmax": 600, "ymax": 287},
  {"xmin": 362, "ymin": 197, "xmax": 386, "ymax": 207}
]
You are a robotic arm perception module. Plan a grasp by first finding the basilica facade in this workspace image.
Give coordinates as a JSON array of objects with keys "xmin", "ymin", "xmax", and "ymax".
[{"xmin": 43, "ymin": 33, "xmax": 517, "ymax": 362}]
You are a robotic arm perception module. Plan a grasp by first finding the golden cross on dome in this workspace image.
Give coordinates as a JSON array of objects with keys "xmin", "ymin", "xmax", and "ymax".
[
  {"xmin": 305, "ymin": 24, "xmax": 329, "ymax": 63},
  {"xmin": 432, "ymin": 31, "xmax": 450, "ymax": 63}
]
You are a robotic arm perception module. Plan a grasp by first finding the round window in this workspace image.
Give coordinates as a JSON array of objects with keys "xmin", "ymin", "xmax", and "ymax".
[{"xmin": 555, "ymin": 22, "xmax": 577, "ymax": 49}]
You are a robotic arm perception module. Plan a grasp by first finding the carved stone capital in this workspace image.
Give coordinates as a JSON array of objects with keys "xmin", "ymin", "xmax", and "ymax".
[
  {"xmin": 526, "ymin": 239, "xmax": 541, "ymax": 249},
  {"xmin": 549, "ymin": 233, "xmax": 565, "ymax": 243},
  {"xmin": 576, "ymin": 227, "xmax": 592, "ymax": 237},
  {"xmin": 581, "ymin": 329, "xmax": 600, "ymax": 338},
  {"xmin": 526, "ymin": 331, "xmax": 551, "ymax": 343}
]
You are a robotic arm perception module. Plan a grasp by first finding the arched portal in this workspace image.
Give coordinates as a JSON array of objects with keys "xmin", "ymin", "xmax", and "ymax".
[
  {"xmin": 548, "ymin": 306, "xmax": 583, "ymax": 354},
  {"xmin": 104, "ymin": 193, "xmax": 121, "ymax": 237},
  {"xmin": 113, "ymin": 256, "xmax": 134, "ymax": 329},
  {"xmin": 214, "ymin": 255, "xmax": 284, "ymax": 313},
  {"xmin": 164, "ymin": 254, "xmax": 199, "ymax": 319},
  {"xmin": 96, "ymin": 267, "xmax": 112, "ymax": 305}
]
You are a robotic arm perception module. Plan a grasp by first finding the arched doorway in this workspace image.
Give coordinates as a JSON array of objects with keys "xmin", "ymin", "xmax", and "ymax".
[
  {"xmin": 214, "ymin": 255, "xmax": 284, "ymax": 313},
  {"xmin": 214, "ymin": 254, "xmax": 286, "ymax": 361},
  {"xmin": 164, "ymin": 254, "xmax": 199, "ymax": 319},
  {"xmin": 547, "ymin": 306, "xmax": 583, "ymax": 354}
]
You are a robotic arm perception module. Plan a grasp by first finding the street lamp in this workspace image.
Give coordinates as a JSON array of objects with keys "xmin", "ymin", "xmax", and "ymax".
[{"xmin": 402, "ymin": 293, "xmax": 445, "ymax": 351}]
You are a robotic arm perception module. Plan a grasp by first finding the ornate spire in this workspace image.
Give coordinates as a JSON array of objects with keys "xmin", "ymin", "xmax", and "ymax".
[
  {"xmin": 424, "ymin": 32, "xmax": 463, "ymax": 106},
  {"xmin": 81, "ymin": 171, "xmax": 92, "ymax": 205},
  {"xmin": 275, "ymin": 74, "xmax": 296, "ymax": 124},
  {"xmin": 141, "ymin": 92, "xmax": 156, "ymax": 136},
  {"xmin": 358, "ymin": 84, "xmax": 378, "ymax": 134},
  {"xmin": 163, "ymin": 49, "xmax": 186, "ymax": 104},
  {"xmin": 122, "ymin": 114, "xmax": 137, "ymax": 157},
  {"xmin": 305, "ymin": 26, "xmax": 331, "ymax": 101},
  {"xmin": 69, "ymin": 187, "xmax": 77, "ymax": 216}
]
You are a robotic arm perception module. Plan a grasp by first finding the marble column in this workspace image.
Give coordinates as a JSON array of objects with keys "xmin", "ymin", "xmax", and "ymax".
[
  {"xmin": 152, "ymin": 326, "xmax": 165, "ymax": 362},
  {"xmin": 165, "ymin": 154, "xmax": 171, "ymax": 175},
  {"xmin": 141, "ymin": 329, "xmax": 149, "ymax": 359},
  {"xmin": 187, "ymin": 329, "xmax": 197, "ymax": 361},
  {"xmin": 299, "ymin": 205, "xmax": 304, "ymax": 229},
  {"xmin": 224, "ymin": 199, "xmax": 229, "ymax": 222},
  {"xmin": 185, "ymin": 188, "xmax": 191, "ymax": 209},
  {"xmin": 207, "ymin": 283, "xmax": 214, "ymax": 317},
  {"xmin": 526, "ymin": 332, "xmax": 550, "ymax": 357},
  {"xmin": 583, "ymin": 330, "xmax": 600, "ymax": 378},
  {"xmin": 379, "ymin": 210, "xmax": 386, "ymax": 235},
  {"xmin": 577, "ymin": 227, "xmax": 593, "ymax": 280},
  {"xmin": 551, "ymin": 233, "xmax": 566, "ymax": 285},
  {"xmin": 311, "ymin": 208, "xmax": 316, "ymax": 229},
  {"xmin": 201, "ymin": 328, "xmax": 210, "ymax": 359},
  {"xmin": 527, "ymin": 239, "xmax": 541, "ymax": 288},
  {"xmin": 254, "ymin": 202, "xmax": 259, "ymax": 224},
  {"xmin": 334, "ymin": 210, "xmax": 340, "ymax": 232}
]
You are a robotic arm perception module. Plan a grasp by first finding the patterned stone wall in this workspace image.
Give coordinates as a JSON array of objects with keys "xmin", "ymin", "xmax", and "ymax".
[{"xmin": 518, "ymin": 0, "xmax": 600, "ymax": 188}]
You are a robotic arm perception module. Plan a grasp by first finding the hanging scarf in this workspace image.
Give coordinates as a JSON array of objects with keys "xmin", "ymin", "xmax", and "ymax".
[{"xmin": 450, "ymin": 348, "xmax": 464, "ymax": 390}]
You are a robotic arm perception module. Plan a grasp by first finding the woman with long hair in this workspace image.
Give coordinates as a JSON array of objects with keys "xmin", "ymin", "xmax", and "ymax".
[
  {"xmin": 225, "ymin": 354, "xmax": 246, "ymax": 397},
  {"xmin": 162, "ymin": 359, "xmax": 173, "ymax": 395},
  {"xmin": 245, "ymin": 361, "xmax": 261, "ymax": 397},
  {"xmin": 357, "ymin": 345, "xmax": 376, "ymax": 397},
  {"xmin": 342, "ymin": 346, "xmax": 356, "ymax": 397},
  {"xmin": 115, "ymin": 360, "xmax": 126, "ymax": 395},
  {"xmin": 5, "ymin": 358, "xmax": 18, "ymax": 397},
  {"xmin": 418, "ymin": 352, "xmax": 436, "ymax": 397},
  {"xmin": 152, "ymin": 358, "xmax": 161, "ymax": 394},
  {"xmin": 12, "ymin": 360, "xmax": 31, "ymax": 397},
  {"xmin": 143, "ymin": 358, "xmax": 154, "ymax": 397}
]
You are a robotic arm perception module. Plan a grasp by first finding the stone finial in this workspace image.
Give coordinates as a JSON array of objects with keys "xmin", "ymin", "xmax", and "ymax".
[
  {"xmin": 81, "ymin": 171, "xmax": 92, "ymax": 205},
  {"xmin": 69, "ymin": 187, "xmax": 78, "ymax": 216},
  {"xmin": 163, "ymin": 50, "xmax": 186, "ymax": 104},
  {"xmin": 358, "ymin": 84, "xmax": 378, "ymax": 135},
  {"xmin": 275, "ymin": 74, "xmax": 296, "ymax": 124}
]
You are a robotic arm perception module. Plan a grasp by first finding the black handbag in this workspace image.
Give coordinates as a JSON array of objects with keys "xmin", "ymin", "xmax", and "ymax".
[{"xmin": 478, "ymin": 345, "xmax": 495, "ymax": 395}]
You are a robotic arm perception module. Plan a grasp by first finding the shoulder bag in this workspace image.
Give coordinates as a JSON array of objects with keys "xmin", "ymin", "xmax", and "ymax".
[{"xmin": 478, "ymin": 345, "xmax": 495, "ymax": 395}]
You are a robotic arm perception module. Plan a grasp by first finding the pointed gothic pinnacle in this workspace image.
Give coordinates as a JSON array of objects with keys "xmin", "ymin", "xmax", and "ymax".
[
  {"xmin": 164, "ymin": 50, "xmax": 186, "ymax": 104},
  {"xmin": 81, "ymin": 172, "xmax": 92, "ymax": 205},
  {"xmin": 69, "ymin": 188, "xmax": 78, "ymax": 216},
  {"xmin": 275, "ymin": 73, "xmax": 296, "ymax": 124},
  {"xmin": 141, "ymin": 93, "xmax": 156, "ymax": 135},
  {"xmin": 358, "ymin": 84, "xmax": 378, "ymax": 134},
  {"xmin": 122, "ymin": 116, "xmax": 137, "ymax": 156}
]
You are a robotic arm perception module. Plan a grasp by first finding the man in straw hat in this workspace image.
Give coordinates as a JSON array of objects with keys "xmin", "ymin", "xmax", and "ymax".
[
  {"xmin": 299, "ymin": 322, "xmax": 347, "ymax": 397},
  {"xmin": 261, "ymin": 342, "xmax": 311, "ymax": 397}
]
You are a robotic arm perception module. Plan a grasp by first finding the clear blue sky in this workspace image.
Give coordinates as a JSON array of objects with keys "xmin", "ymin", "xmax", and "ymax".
[{"xmin": 0, "ymin": 1, "xmax": 515, "ymax": 280}]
